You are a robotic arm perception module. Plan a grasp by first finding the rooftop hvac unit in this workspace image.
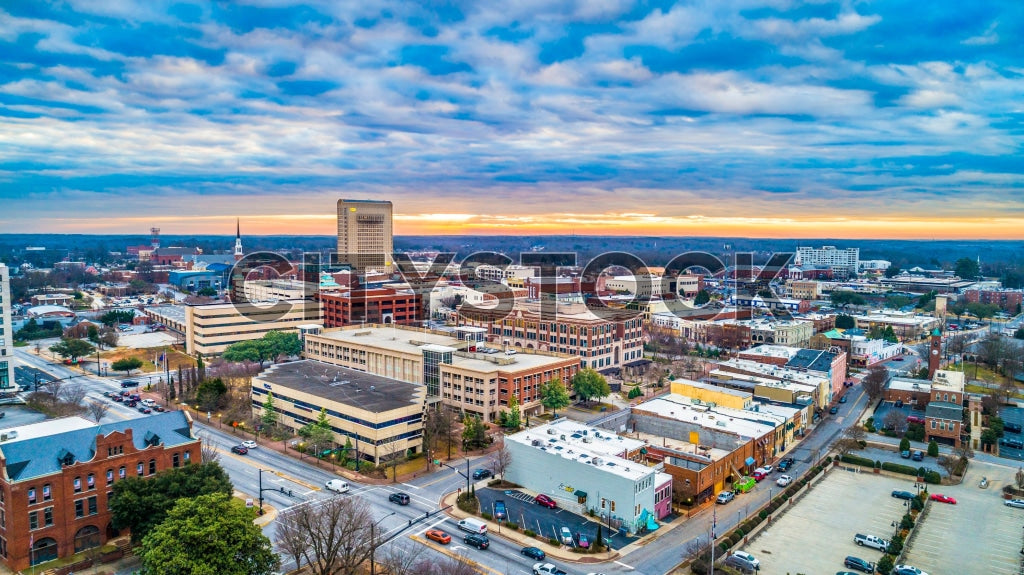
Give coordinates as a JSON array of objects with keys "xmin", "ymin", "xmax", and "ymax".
[{"xmin": 548, "ymin": 428, "xmax": 557, "ymax": 435}]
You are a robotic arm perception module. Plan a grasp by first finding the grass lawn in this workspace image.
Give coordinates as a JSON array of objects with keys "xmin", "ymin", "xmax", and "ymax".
[{"xmin": 101, "ymin": 346, "xmax": 194, "ymax": 374}]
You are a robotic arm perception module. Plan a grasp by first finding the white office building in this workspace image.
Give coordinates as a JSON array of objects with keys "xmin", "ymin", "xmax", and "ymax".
[
  {"xmin": 796, "ymin": 246, "xmax": 860, "ymax": 278},
  {"xmin": 0, "ymin": 263, "xmax": 13, "ymax": 391}
]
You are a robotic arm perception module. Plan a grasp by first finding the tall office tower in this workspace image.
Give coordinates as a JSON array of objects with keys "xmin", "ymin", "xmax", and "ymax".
[
  {"xmin": 0, "ymin": 263, "xmax": 14, "ymax": 391},
  {"xmin": 337, "ymin": 199, "xmax": 394, "ymax": 274}
]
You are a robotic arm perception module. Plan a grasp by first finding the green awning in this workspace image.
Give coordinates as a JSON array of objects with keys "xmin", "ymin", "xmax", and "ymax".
[
  {"xmin": 574, "ymin": 490, "xmax": 588, "ymax": 499},
  {"xmin": 640, "ymin": 447, "xmax": 648, "ymax": 454}
]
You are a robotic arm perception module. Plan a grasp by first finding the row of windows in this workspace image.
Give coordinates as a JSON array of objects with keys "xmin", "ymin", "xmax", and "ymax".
[
  {"xmin": 26, "ymin": 453, "xmax": 189, "ymax": 505},
  {"xmin": 257, "ymin": 402, "xmax": 421, "ymax": 446}
]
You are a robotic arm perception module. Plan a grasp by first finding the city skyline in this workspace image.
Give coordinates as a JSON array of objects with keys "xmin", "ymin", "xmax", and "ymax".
[{"xmin": 2, "ymin": 1, "xmax": 1023, "ymax": 239}]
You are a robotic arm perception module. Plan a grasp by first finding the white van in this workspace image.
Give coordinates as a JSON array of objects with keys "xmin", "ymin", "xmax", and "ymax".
[
  {"xmin": 325, "ymin": 479, "xmax": 349, "ymax": 493},
  {"xmin": 457, "ymin": 518, "xmax": 487, "ymax": 535}
]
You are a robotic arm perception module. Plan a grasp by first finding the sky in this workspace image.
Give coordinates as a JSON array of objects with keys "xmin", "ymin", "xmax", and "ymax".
[{"xmin": 1, "ymin": 0, "xmax": 1023, "ymax": 239}]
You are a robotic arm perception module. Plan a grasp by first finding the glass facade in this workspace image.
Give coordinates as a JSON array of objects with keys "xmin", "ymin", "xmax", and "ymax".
[{"xmin": 422, "ymin": 348, "xmax": 452, "ymax": 398}]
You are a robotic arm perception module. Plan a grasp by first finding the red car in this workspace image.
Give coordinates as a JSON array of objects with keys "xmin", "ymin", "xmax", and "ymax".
[
  {"xmin": 930, "ymin": 493, "xmax": 956, "ymax": 504},
  {"xmin": 535, "ymin": 494, "xmax": 557, "ymax": 509},
  {"xmin": 425, "ymin": 530, "xmax": 451, "ymax": 544}
]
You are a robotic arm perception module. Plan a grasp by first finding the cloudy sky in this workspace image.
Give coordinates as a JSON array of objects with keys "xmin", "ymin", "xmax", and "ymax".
[{"xmin": 2, "ymin": 1, "xmax": 1023, "ymax": 238}]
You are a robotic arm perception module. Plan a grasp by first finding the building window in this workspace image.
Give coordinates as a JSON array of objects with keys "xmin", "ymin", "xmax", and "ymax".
[
  {"xmin": 74, "ymin": 477, "xmax": 82, "ymax": 493},
  {"xmin": 43, "ymin": 507, "xmax": 53, "ymax": 527},
  {"xmin": 137, "ymin": 462, "xmax": 144, "ymax": 477},
  {"xmin": 87, "ymin": 474, "xmax": 95, "ymax": 489},
  {"xmin": 28, "ymin": 488, "xmax": 36, "ymax": 505},
  {"xmin": 29, "ymin": 511, "xmax": 38, "ymax": 530},
  {"xmin": 183, "ymin": 451, "xmax": 191, "ymax": 463},
  {"xmin": 118, "ymin": 466, "xmax": 126, "ymax": 479},
  {"xmin": 106, "ymin": 491, "xmax": 113, "ymax": 510},
  {"xmin": 75, "ymin": 500, "xmax": 84, "ymax": 518},
  {"xmin": 107, "ymin": 469, "xmax": 114, "ymax": 485},
  {"xmin": 0, "ymin": 509, "xmax": 5, "ymax": 529},
  {"xmin": 172, "ymin": 453, "xmax": 180, "ymax": 468},
  {"xmin": 149, "ymin": 459, "xmax": 156, "ymax": 475},
  {"xmin": 88, "ymin": 496, "xmax": 97, "ymax": 515},
  {"xmin": 42, "ymin": 484, "xmax": 51, "ymax": 501},
  {"xmin": 931, "ymin": 420, "xmax": 937, "ymax": 429}
]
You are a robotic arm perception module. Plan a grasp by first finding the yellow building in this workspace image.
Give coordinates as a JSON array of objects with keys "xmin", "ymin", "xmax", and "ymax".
[
  {"xmin": 669, "ymin": 378, "xmax": 753, "ymax": 410},
  {"xmin": 184, "ymin": 299, "xmax": 320, "ymax": 356}
]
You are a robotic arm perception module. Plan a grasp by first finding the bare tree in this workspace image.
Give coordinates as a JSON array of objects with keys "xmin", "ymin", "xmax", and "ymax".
[
  {"xmin": 199, "ymin": 435, "xmax": 221, "ymax": 464},
  {"xmin": 489, "ymin": 441, "xmax": 512, "ymax": 480},
  {"xmin": 284, "ymin": 495, "xmax": 376, "ymax": 575},
  {"xmin": 414, "ymin": 554, "xmax": 479, "ymax": 575},
  {"xmin": 937, "ymin": 454, "xmax": 959, "ymax": 478},
  {"xmin": 862, "ymin": 365, "xmax": 890, "ymax": 401},
  {"xmin": 1016, "ymin": 467, "xmax": 1024, "ymax": 491},
  {"xmin": 43, "ymin": 379, "xmax": 65, "ymax": 408},
  {"xmin": 883, "ymin": 410, "xmax": 908, "ymax": 434},
  {"xmin": 60, "ymin": 382, "xmax": 87, "ymax": 406},
  {"xmin": 379, "ymin": 439, "xmax": 404, "ymax": 483},
  {"xmin": 981, "ymin": 392, "xmax": 1002, "ymax": 415},
  {"xmin": 86, "ymin": 401, "xmax": 110, "ymax": 423},
  {"xmin": 844, "ymin": 424, "xmax": 867, "ymax": 444},
  {"xmin": 275, "ymin": 504, "xmax": 309, "ymax": 573},
  {"xmin": 376, "ymin": 543, "xmax": 425, "ymax": 575},
  {"xmin": 833, "ymin": 437, "xmax": 861, "ymax": 459}
]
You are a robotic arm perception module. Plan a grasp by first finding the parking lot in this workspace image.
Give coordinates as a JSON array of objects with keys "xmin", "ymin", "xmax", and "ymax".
[
  {"xmin": 475, "ymin": 487, "xmax": 637, "ymax": 550},
  {"xmin": 738, "ymin": 469, "xmax": 925, "ymax": 574},
  {"xmin": 901, "ymin": 461, "xmax": 1022, "ymax": 574}
]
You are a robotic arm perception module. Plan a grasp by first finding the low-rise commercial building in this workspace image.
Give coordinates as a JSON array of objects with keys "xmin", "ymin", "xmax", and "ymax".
[
  {"xmin": 252, "ymin": 361, "xmax": 426, "ymax": 464},
  {"xmin": 669, "ymin": 379, "xmax": 754, "ymax": 410},
  {"xmin": 0, "ymin": 412, "xmax": 200, "ymax": 571},
  {"xmin": 505, "ymin": 420, "xmax": 670, "ymax": 532},
  {"xmin": 183, "ymin": 299, "xmax": 321, "ymax": 356},
  {"xmin": 318, "ymin": 288, "xmax": 421, "ymax": 328},
  {"xmin": 962, "ymin": 288, "xmax": 1023, "ymax": 313},
  {"xmin": 852, "ymin": 310, "xmax": 940, "ymax": 340},
  {"xmin": 712, "ymin": 358, "xmax": 834, "ymax": 408}
]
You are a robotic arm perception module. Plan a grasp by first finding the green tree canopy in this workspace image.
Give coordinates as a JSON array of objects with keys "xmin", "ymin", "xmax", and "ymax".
[
  {"xmin": 694, "ymin": 290, "xmax": 711, "ymax": 306},
  {"xmin": 101, "ymin": 309, "xmax": 136, "ymax": 326},
  {"xmin": 111, "ymin": 461, "xmax": 233, "ymax": 543},
  {"xmin": 540, "ymin": 377, "xmax": 570, "ymax": 416},
  {"xmin": 954, "ymin": 257, "xmax": 980, "ymax": 280},
  {"xmin": 111, "ymin": 357, "xmax": 144, "ymax": 376},
  {"xmin": 49, "ymin": 337, "xmax": 96, "ymax": 362},
  {"xmin": 835, "ymin": 314, "xmax": 856, "ymax": 329},
  {"xmin": 501, "ymin": 394, "xmax": 522, "ymax": 430},
  {"xmin": 221, "ymin": 331, "xmax": 302, "ymax": 368},
  {"xmin": 830, "ymin": 291, "xmax": 866, "ymax": 308},
  {"xmin": 196, "ymin": 377, "xmax": 228, "ymax": 411},
  {"xmin": 966, "ymin": 301, "xmax": 1000, "ymax": 320},
  {"xmin": 462, "ymin": 414, "xmax": 488, "ymax": 450},
  {"xmin": 261, "ymin": 391, "xmax": 279, "ymax": 428},
  {"xmin": 221, "ymin": 340, "xmax": 266, "ymax": 365},
  {"xmin": 139, "ymin": 492, "xmax": 279, "ymax": 575},
  {"xmin": 884, "ymin": 265, "xmax": 901, "ymax": 278},
  {"xmin": 571, "ymin": 368, "xmax": 611, "ymax": 404}
]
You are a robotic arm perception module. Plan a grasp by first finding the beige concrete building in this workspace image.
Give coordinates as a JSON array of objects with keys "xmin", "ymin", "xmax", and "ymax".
[
  {"xmin": 337, "ymin": 199, "xmax": 394, "ymax": 274},
  {"xmin": 183, "ymin": 299, "xmax": 320, "ymax": 356},
  {"xmin": 302, "ymin": 324, "xmax": 580, "ymax": 422},
  {"xmin": 787, "ymin": 280, "xmax": 821, "ymax": 300},
  {"xmin": 252, "ymin": 360, "xmax": 425, "ymax": 464}
]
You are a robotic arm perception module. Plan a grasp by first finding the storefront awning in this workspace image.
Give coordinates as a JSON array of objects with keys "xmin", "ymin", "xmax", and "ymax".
[
  {"xmin": 574, "ymin": 490, "xmax": 588, "ymax": 499},
  {"xmin": 745, "ymin": 457, "xmax": 756, "ymax": 466}
]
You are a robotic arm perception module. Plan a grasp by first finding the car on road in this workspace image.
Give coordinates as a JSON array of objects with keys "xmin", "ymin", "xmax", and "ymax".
[
  {"xmin": 839, "ymin": 395, "xmax": 848, "ymax": 403},
  {"xmin": 829, "ymin": 406, "xmax": 839, "ymax": 414},
  {"xmin": 533, "ymin": 563, "xmax": 568, "ymax": 575},
  {"xmin": 389, "ymin": 492, "xmax": 410, "ymax": 505},
  {"xmin": 1001, "ymin": 438, "xmax": 1024, "ymax": 449},
  {"xmin": 521, "ymin": 546, "xmax": 546, "ymax": 561},
  {"xmin": 716, "ymin": 491, "xmax": 735, "ymax": 504},
  {"xmin": 893, "ymin": 565, "xmax": 929, "ymax": 575},
  {"xmin": 776, "ymin": 475, "xmax": 792, "ymax": 487},
  {"xmin": 1006, "ymin": 422, "xmax": 1023, "ymax": 433},
  {"xmin": 929, "ymin": 493, "xmax": 956, "ymax": 504},
  {"xmin": 777, "ymin": 457, "xmax": 795, "ymax": 471},
  {"xmin": 137, "ymin": 406, "xmax": 152, "ymax": 414},
  {"xmin": 844, "ymin": 556, "xmax": 875, "ymax": 573},
  {"xmin": 752, "ymin": 469, "xmax": 768, "ymax": 482},
  {"xmin": 230, "ymin": 445, "xmax": 248, "ymax": 455},
  {"xmin": 153, "ymin": 405, "xmax": 165, "ymax": 412},
  {"xmin": 535, "ymin": 494, "xmax": 557, "ymax": 508},
  {"xmin": 891, "ymin": 490, "xmax": 915, "ymax": 500},
  {"xmin": 111, "ymin": 394, "xmax": 124, "ymax": 402},
  {"xmin": 892, "ymin": 357, "xmax": 904, "ymax": 361},
  {"xmin": 1005, "ymin": 499, "xmax": 1024, "ymax": 509},
  {"xmin": 120, "ymin": 380, "xmax": 137, "ymax": 388},
  {"xmin": 241, "ymin": 440, "xmax": 257, "ymax": 449},
  {"xmin": 463, "ymin": 533, "xmax": 489, "ymax": 549},
  {"xmin": 911, "ymin": 450, "xmax": 924, "ymax": 461},
  {"xmin": 577, "ymin": 533, "xmax": 590, "ymax": 549},
  {"xmin": 560, "ymin": 526, "xmax": 573, "ymax": 545},
  {"xmin": 426, "ymin": 530, "xmax": 451, "ymax": 545},
  {"xmin": 472, "ymin": 468, "xmax": 492, "ymax": 480},
  {"xmin": 325, "ymin": 479, "xmax": 349, "ymax": 493}
]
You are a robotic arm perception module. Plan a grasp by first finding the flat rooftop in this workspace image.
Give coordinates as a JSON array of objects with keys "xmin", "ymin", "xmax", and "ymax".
[
  {"xmin": 742, "ymin": 345, "xmax": 800, "ymax": 359},
  {"xmin": 889, "ymin": 378, "xmax": 931, "ymax": 393},
  {"xmin": 715, "ymin": 359, "xmax": 829, "ymax": 388},
  {"xmin": 630, "ymin": 430, "xmax": 733, "ymax": 462},
  {"xmin": 634, "ymin": 394, "xmax": 782, "ymax": 438},
  {"xmin": 146, "ymin": 305, "xmax": 186, "ymax": 322},
  {"xmin": 508, "ymin": 420, "xmax": 654, "ymax": 481},
  {"xmin": 671, "ymin": 378, "xmax": 752, "ymax": 399},
  {"xmin": 256, "ymin": 360, "xmax": 424, "ymax": 413},
  {"xmin": 0, "ymin": 416, "xmax": 94, "ymax": 444}
]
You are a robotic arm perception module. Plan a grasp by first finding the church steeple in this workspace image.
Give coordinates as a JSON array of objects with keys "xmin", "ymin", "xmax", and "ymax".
[{"xmin": 234, "ymin": 219, "xmax": 243, "ymax": 261}]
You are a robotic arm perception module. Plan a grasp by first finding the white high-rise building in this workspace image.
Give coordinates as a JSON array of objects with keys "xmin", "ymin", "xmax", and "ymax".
[
  {"xmin": 795, "ymin": 246, "xmax": 859, "ymax": 278},
  {"xmin": 1, "ymin": 263, "xmax": 14, "ymax": 391},
  {"xmin": 337, "ymin": 199, "xmax": 394, "ymax": 274}
]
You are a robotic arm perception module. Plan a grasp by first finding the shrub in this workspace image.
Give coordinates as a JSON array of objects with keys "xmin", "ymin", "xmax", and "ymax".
[
  {"xmin": 900, "ymin": 513, "xmax": 914, "ymax": 530},
  {"xmin": 877, "ymin": 554, "xmax": 895, "ymax": 575},
  {"xmin": 480, "ymin": 512, "xmax": 492, "ymax": 520},
  {"xmin": 691, "ymin": 558, "xmax": 710, "ymax": 574},
  {"xmin": 927, "ymin": 440, "xmax": 939, "ymax": 457},
  {"xmin": 506, "ymin": 522, "xmax": 519, "ymax": 531},
  {"xmin": 858, "ymin": 440, "xmax": 867, "ymax": 448},
  {"xmin": 524, "ymin": 529, "xmax": 536, "ymax": 537},
  {"xmin": 923, "ymin": 470, "xmax": 941, "ymax": 484},
  {"xmin": 719, "ymin": 542, "xmax": 731, "ymax": 554},
  {"xmin": 875, "ymin": 459, "xmax": 882, "ymax": 468},
  {"xmin": 825, "ymin": 455, "xmax": 833, "ymax": 464},
  {"xmin": 865, "ymin": 417, "xmax": 876, "ymax": 432},
  {"xmin": 841, "ymin": 454, "xmax": 876, "ymax": 467},
  {"xmin": 758, "ymin": 510, "xmax": 768, "ymax": 520},
  {"xmin": 549, "ymin": 537, "xmax": 560, "ymax": 546},
  {"xmin": 881, "ymin": 462, "xmax": 920, "ymax": 476},
  {"xmin": 905, "ymin": 423, "xmax": 925, "ymax": 441},
  {"xmin": 727, "ymin": 534, "xmax": 740, "ymax": 546},
  {"xmin": 911, "ymin": 497, "xmax": 923, "ymax": 511},
  {"xmin": 734, "ymin": 528, "xmax": 745, "ymax": 538}
]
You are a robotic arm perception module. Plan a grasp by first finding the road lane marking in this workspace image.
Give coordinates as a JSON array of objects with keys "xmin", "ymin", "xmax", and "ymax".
[{"xmin": 211, "ymin": 447, "xmax": 322, "ymax": 491}]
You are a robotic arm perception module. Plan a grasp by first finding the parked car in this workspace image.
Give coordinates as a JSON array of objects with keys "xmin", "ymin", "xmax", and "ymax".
[
  {"xmin": 464, "ymin": 533, "xmax": 489, "ymax": 549},
  {"xmin": 426, "ymin": 530, "xmax": 451, "ymax": 544},
  {"xmin": 241, "ymin": 440, "xmax": 257, "ymax": 449},
  {"xmin": 1005, "ymin": 499, "xmax": 1024, "ymax": 509},
  {"xmin": 141, "ymin": 398, "xmax": 156, "ymax": 407},
  {"xmin": 891, "ymin": 490, "xmax": 915, "ymax": 500},
  {"xmin": 724, "ymin": 551, "xmax": 760, "ymax": 571},
  {"xmin": 911, "ymin": 450, "xmax": 924, "ymax": 461},
  {"xmin": 389, "ymin": 492, "xmax": 410, "ymax": 505},
  {"xmin": 839, "ymin": 395, "xmax": 848, "ymax": 403},
  {"xmin": 1001, "ymin": 438, "xmax": 1024, "ymax": 449},
  {"xmin": 760, "ymin": 464, "xmax": 773, "ymax": 473},
  {"xmin": 907, "ymin": 415, "xmax": 925, "ymax": 425},
  {"xmin": 716, "ymin": 491, "xmax": 735, "ymax": 504},
  {"xmin": 829, "ymin": 406, "xmax": 839, "ymax": 414},
  {"xmin": 777, "ymin": 457, "xmax": 795, "ymax": 471},
  {"xmin": 576, "ymin": 533, "xmax": 590, "ymax": 549},
  {"xmin": 893, "ymin": 565, "xmax": 929, "ymax": 575},
  {"xmin": 521, "ymin": 547, "xmax": 546, "ymax": 561},
  {"xmin": 929, "ymin": 493, "xmax": 956, "ymax": 504},
  {"xmin": 776, "ymin": 475, "xmax": 792, "ymax": 487},
  {"xmin": 535, "ymin": 494, "xmax": 558, "ymax": 508},
  {"xmin": 231, "ymin": 445, "xmax": 248, "ymax": 455},
  {"xmin": 752, "ymin": 469, "xmax": 768, "ymax": 482},
  {"xmin": 854, "ymin": 533, "xmax": 890, "ymax": 551},
  {"xmin": 472, "ymin": 468, "xmax": 492, "ymax": 480},
  {"xmin": 1006, "ymin": 422, "xmax": 1023, "ymax": 434},
  {"xmin": 901, "ymin": 450, "xmax": 911, "ymax": 459},
  {"xmin": 494, "ymin": 500, "xmax": 507, "ymax": 520},
  {"xmin": 325, "ymin": 479, "xmax": 349, "ymax": 493},
  {"xmin": 844, "ymin": 556, "xmax": 875, "ymax": 573},
  {"xmin": 560, "ymin": 526, "xmax": 573, "ymax": 546},
  {"xmin": 153, "ymin": 405, "xmax": 165, "ymax": 412}
]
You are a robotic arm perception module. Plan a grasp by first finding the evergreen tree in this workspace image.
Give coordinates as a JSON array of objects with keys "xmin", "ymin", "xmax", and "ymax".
[{"xmin": 261, "ymin": 391, "xmax": 278, "ymax": 429}]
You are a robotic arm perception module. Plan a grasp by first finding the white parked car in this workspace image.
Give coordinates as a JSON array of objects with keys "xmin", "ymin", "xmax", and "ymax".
[
  {"xmin": 141, "ymin": 399, "xmax": 156, "ymax": 407},
  {"xmin": 559, "ymin": 526, "xmax": 573, "ymax": 545},
  {"xmin": 241, "ymin": 440, "xmax": 257, "ymax": 449},
  {"xmin": 760, "ymin": 464, "xmax": 774, "ymax": 473},
  {"xmin": 776, "ymin": 474, "xmax": 792, "ymax": 487},
  {"xmin": 1005, "ymin": 499, "xmax": 1024, "ymax": 509}
]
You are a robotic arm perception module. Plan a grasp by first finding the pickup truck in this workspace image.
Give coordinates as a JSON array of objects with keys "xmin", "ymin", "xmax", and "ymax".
[
  {"xmin": 854, "ymin": 533, "xmax": 890, "ymax": 552},
  {"xmin": 532, "ymin": 563, "xmax": 568, "ymax": 575}
]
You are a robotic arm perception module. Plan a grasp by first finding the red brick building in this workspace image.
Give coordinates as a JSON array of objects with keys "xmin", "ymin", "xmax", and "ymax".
[
  {"xmin": 0, "ymin": 412, "xmax": 200, "ymax": 571},
  {"xmin": 961, "ymin": 289, "xmax": 1023, "ymax": 313},
  {"xmin": 318, "ymin": 288, "xmax": 422, "ymax": 328}
]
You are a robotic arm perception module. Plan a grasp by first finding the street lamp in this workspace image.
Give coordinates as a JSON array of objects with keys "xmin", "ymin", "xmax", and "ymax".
[{"xmin": 370, "ymin": 512, "xmax": 397, "ymax": 575}]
